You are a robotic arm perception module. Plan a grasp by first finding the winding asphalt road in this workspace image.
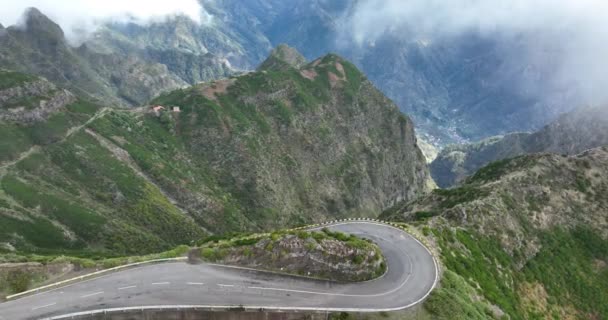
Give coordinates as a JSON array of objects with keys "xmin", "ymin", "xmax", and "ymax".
[{"xmin": 0, "ymin": 222, "xmax": 438, "ymax": 320}]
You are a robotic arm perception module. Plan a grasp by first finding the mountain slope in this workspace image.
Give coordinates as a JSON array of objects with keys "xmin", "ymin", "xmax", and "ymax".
[
  {"xmin": 431, "ymin": 105, "xmax": 608, "ymax": 187},
  {"xmin": 0, "ymin": 48, "xmax": 431, "ymax": 256},
  {"xmin": 0, "ymin": 70, "xmax": 204, "ymax": 256},
  {"xmin": 383, "ymin": 148, "xmax": 608, "ymax": 319}
]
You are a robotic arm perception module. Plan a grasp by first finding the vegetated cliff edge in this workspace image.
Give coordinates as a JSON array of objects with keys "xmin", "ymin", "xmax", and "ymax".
[
  {"xmin": 194, "ymin": 228, "xmax": 386, "ymax": 282},
  {"xmin": 0, "ymin": 46, "xmax": 431, "ymax": 256},
  {"xmin": 431, "ymin": 105, "xmax": 608, "ymax": 187},
  {"xmin": 383, "ymin": 147, "xmax": 608, "ymax": 319}
]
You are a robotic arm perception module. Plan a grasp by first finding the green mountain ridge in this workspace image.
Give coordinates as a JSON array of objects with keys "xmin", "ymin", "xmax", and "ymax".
[{"xmin": 0, "ymin": 48, "xmax": 431, "ymax": 257}]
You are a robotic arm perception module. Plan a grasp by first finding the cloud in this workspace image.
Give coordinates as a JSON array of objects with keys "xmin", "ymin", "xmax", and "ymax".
[
  {"xmin": 342, "ymin": 0, "xmax": 608, "ymax": 106},
  {"xmin": 0, "ymin": 0, "xmax": 211, "ymax": 40}
]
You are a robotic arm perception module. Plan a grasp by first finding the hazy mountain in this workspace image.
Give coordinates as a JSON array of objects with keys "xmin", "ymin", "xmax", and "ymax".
[
  {"xmin": 0, "ymin": 8, "xmax": 189, "ymax": 107},
  {"xmin": 2, "ymin": 6, "xmax": 585, "ymax": 145},
  {"xmin": 0, "ymin": 47, "xmax": 431, "ymax": 255},
  {"xmin": 431, "ymin": 105, "xmax": 608, "ymax": 187},
  {"xmin": 188, "ymin": 1, "xmax": 583, "ymax": 144}
]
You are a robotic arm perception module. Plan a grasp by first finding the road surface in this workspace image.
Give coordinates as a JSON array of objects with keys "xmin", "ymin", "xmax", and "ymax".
[{"xmin": 0, "ymin": 222, "xmax": 438, "ymax": 320}]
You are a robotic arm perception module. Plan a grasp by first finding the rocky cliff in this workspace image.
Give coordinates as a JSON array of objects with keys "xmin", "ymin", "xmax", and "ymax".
[{"xmin": 195, "ymin": 229, "xmax": 386, "ymax": 282}]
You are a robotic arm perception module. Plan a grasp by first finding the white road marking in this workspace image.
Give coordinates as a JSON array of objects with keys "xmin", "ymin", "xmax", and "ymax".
[
  {"xmin": 187, "ymin": 282, "xmax": 204, "ymax": 286},
  {"xmin": 217, "ymin": 284, "xmax": 234, "ymax": 287},
  {"xmin": 80, "ymin": 291, "xmax": 104, "ymax": 298},
  {"xmin": 151, "ymin": 282, "xmax": 170, "ymax": 286},
  {"xmin": 32, "ymin": 302, "xmax": 56, "ymax": 310},
  {"xmin": 118, "ymin": 285, "xmax": 137, "ymax": 290},
  {"xmin": 8, "ymin": 222, "xmax": 437, "ymax": 315}
]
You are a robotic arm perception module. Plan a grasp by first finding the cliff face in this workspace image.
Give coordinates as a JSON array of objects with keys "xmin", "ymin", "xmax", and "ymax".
[
  {"xmin": 0, "ymin": 48, "xmax": 431, "ymax": 255},
  {"xmin": 431, "ymin": 105, "xmax": 608, "ymax": 187}
]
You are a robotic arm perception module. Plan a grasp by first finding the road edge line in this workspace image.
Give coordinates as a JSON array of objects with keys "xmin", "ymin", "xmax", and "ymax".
[{"xmin": 5, "ymin": 257, "xmax": 186, "ymax": 301}]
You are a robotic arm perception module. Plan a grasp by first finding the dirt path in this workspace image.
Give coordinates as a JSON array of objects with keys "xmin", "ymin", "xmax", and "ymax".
[{"xmin": 0, "ymin": 107, "xmax": 109, "ymax": 171}]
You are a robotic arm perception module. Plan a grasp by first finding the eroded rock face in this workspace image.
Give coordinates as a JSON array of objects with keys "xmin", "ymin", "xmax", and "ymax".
[
  {"xmin": 196, "ymin": 230, "xmax": 386, "ymax": 282},
  {"xmin": 0, "ymin": 77, "xmax": 76, "ymax": 123}
]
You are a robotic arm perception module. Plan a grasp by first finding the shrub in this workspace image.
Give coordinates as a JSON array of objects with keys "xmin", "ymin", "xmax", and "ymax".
[
  {"xmin": 414, "ymin": 211, "xmax": 439, "ymax": 220},
  {"xmin": 6, "ymin": 270, "xmax": 31, "ymax": 293},
  {"xmin": 232, "ymin": 238, "xmax": 259, "ymax": 246}
]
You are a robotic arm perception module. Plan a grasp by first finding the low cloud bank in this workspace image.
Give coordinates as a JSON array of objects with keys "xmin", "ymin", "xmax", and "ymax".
[
  {"xmin": 341, "ymin": 0, "xmax": 608, "ymax": 106},
  {"xmin": 0, "ymin": 0, "xmax": 210, "ymax": 41}
]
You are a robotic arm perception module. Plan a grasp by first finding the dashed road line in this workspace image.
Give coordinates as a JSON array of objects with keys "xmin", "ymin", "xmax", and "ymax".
[
  {"xmin": 118, "ymin": 286, "xmax": 137, "ymax": 290},
  {"xmin": 151, "ymin": 282, "xmax": 170, "ymax": 286},
  {"xmin": 32, "ymin": 303, "xmax": 56, "ymax": 310},
  {"xmin": 80, "ymin": 291, "xmax": 104, "ymax": 298},
  {"xmin": 217, "ymin": 284, "xmax": 234, "ymax": 287},
  {"xmin": 187, "ymin": 282, "xmax": 204, "ymax": 286}
]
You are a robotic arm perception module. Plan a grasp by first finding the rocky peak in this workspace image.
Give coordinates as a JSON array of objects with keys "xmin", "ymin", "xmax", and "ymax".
[
  {"xmin": 258, "ymin": 44, "xmax": 308, "ymax": 71},
  {"xmin": 22, "ymin": 8, "xmax": 65, "ymax": 41}
]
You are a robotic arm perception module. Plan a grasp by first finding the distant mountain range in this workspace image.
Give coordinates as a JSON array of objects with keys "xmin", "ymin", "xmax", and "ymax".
[
  {"xmin": 0, "ymin": 4, "xmax": 587, "ymax": 145},
  {"xmin": 430, "ymin": 105, "xmax": 608, "ymax": 187}
]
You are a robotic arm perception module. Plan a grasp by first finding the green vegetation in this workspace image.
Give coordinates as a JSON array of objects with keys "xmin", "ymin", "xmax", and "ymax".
[
  {"xmin": 2, "ymin": 270, "xmax": 32, "ymax": 294},
  {"xmin": 2, "ymin": 175, "xmax": 105, "ymax": 242},
  {"xmin": 429, "ymin": 225, "xmax": 608, "ymax": 319},
  {"xmin": 1, "ymin": 50, "xmax": 427, "ymax": 267},
  {"xmin": 196, "ymin": 228, "xmax": 386, "ymax": 282},
  {"xmin": 414, "ymin": 211, "xmax": 440, "ymax": 221},
  {"xmin": 0, "ymin": 245, "xmax": 190, "ymax": 294},
  {"xmin": 0, "ymin": 70, "xmax": 37, "ymax": 90},
  {"xmin": 425, "ymin": 270, "xmax": 498, "ymax": 319},
  {"xmin": 0, "ymin": 98, "xmax": 100, "ymax": 162},
  {"xmin": 433, "ymin": 186, "xmax": 489, "ymax": 209}
]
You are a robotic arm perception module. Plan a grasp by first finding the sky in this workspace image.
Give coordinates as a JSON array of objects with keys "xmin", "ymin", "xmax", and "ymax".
[
  {"xmin": 342, "ymin": 0, "xmax": 608, "ymax": 106},
  {"xmin": 0, "ymin": 0, "xmax": 210, "ymax": 40}
]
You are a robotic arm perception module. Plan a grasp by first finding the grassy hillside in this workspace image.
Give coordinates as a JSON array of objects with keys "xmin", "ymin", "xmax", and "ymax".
[
  {"xmin": 384, "ymin": 148, "xmax": 608, "ymax": 319},
  {"xmin": 0, "ymin": 47, "xmax": 430, "ymax": 256}
]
